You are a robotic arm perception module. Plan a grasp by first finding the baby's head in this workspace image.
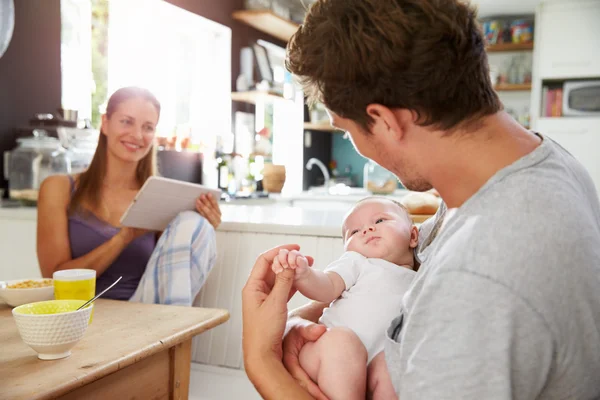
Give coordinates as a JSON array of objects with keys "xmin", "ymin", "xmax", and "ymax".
[{"xmin": 342, "ymin": 197, "xmax": 418, "ymax": 267}]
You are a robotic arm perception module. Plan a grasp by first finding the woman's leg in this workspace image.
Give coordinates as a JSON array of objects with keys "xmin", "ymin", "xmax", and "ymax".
[
  {"xmin": 129, "ymin": 211, "xmax": 216, "ymax": 306},
  {"xmin": 299, "ymin": 327, "xmax": 368, "ymax": 400}
]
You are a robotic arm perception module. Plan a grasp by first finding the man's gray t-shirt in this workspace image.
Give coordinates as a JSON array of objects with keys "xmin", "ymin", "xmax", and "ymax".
[{"xmin": 385, "ymin": 135, "xmax": 600, "ymax": 399}]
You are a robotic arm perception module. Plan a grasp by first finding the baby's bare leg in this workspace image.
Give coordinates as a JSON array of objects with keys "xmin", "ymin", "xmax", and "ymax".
[
  {"xmin": 299, "ymin": 327, "xmax": 368, "ymax": 400},
  {"xmin": 367, "ymin": 351, "xmax": 398, "ymax": 400}
]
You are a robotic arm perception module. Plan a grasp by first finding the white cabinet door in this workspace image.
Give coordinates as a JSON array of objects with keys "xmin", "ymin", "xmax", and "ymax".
[
  {"xmin": 291, "ymin": 199, "xmax": 355, "ymax": 212},
  {"xmin": 192, "ymin": 230, "xmax": 344, "ymax": 369},
  {"xmin": 0, "ymin": 218, "xmax": 40, "ymax": 280},
  {"xmin": 538, "ymin": 0, "xmax": 600, "ymax": 79},
  {"xmin": 536, "ymin": 117, "xmax": 600, "ymax": 194}
]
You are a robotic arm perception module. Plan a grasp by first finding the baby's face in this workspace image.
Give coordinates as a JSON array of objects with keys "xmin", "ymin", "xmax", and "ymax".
[{"xmin": 343, "ymin": 199, "xmax": 418, "ymax": 266}]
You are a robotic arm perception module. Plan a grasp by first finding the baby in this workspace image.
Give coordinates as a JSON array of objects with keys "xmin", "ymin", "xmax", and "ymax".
[{"xmin": 273, "ymin": 196, "xmax": 418, "ymax": 400}]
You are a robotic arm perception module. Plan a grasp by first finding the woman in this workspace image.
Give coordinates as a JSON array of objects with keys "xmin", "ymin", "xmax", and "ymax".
[{"xmin": 37, "ymin": 86, "xmax": 221, "ymax": 305}]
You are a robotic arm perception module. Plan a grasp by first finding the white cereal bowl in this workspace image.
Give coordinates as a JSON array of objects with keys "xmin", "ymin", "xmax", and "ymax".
[
  {"xmin": 12, "ymin": 299, "xmax": 93, "ymax": 360},
  {"xmin": 0, "ymin": 279, "xmax": 54, "ymax": 307}
]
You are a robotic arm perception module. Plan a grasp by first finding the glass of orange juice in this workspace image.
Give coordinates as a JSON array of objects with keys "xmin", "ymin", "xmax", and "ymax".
[{"xmin": 53, "ymin": 269, "xmax": 96, "ymax": 322}]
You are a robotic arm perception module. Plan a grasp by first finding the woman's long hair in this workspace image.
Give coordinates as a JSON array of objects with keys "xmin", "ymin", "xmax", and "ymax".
[{"xmin": 68, "ymin": 87, "xmax": 161, "ymax": 215}]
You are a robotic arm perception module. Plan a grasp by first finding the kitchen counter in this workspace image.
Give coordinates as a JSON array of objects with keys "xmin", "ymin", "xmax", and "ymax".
[
  {"xmin": 0, "ymin": 186, "xmax": 430, "ymax": 238},
  {"xmin": 0, "ymin": 206, "xmax": 37, "ymax": 220},
  {"xmin": 220, "ymin": 204, "xmax": 345, "ymax": 237},
  {"xmin": 284, "ymin": 187, "xmax": 412, "ymax": 203},
  {"xmin": 0, "ymin": 203, "xmax": 347, "ymax": 237}
]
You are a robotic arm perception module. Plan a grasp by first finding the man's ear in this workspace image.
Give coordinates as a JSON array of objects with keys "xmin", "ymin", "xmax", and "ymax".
[{"xmin": 365, "ymin": 105, "xmax": 413, "ymax": 141}]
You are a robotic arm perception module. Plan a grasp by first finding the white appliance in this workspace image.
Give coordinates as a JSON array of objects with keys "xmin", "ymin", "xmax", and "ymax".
[{"xmin": 562, "ymin": 80, "xmax": 600, "ymax": 116}]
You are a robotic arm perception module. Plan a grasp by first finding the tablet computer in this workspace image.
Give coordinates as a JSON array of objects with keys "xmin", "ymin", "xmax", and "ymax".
[{"xmin": 120, "ymin": 176, "xmax": 222, "ymax": 231}]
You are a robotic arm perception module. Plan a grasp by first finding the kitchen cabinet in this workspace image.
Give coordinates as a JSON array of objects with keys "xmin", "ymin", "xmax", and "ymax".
[
  {"xmin": 536, "ymin": 117, "xmax": 600, "ymax": 194},
  {"xmin": 0, "ymin": 210, "xmax": 39, "ymax": 280},
  {"xmin": 192, "ymin": 229, "xmax": 343, "ymax": 369},
  {"xmin": 537, "ymin": 0, "xmax": 600, "ymax": 79}
]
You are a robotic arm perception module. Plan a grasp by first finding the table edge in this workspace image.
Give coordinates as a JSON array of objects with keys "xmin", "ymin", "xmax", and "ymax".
[{"xmin": 32, "ymin": 308, "xmax": 230, "ymax": 400}]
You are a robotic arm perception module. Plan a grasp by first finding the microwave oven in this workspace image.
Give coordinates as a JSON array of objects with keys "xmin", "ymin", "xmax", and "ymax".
[{"xmin": 563, "ymin": 80, "xmax": 600, "ymax": 116}]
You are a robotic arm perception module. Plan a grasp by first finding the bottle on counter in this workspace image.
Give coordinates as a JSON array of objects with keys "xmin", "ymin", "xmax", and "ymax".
[
  {"xmin": 363, "ymin": 160, "xmax": 398, "ymax": 195},
  {"xmin": 216, "ymin": 156, "xmax": 229, "ymax": 190}
]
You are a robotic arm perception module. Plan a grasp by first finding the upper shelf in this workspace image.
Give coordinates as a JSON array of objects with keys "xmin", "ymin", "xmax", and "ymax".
[
  {"xmin": 494, "ymin": 83, "xmax": 532, "ymax": 91},
  {"xmin": 303, "ymin": 122, "xmax": 341, "ymax": 132},
  {"xmin": 486, "ymin": 42, "xmax": 534, "ymax": 52},
  {"xmin": 232, "ymin": 9, "xmax": 300, "ymax": 42},
  {"xmin": 231, "ymin": 91, "xmax": 288, "ymax": 105},
  {"xmin": 233, "ymin": 9, "xmax": 535, "ymax": 51}
]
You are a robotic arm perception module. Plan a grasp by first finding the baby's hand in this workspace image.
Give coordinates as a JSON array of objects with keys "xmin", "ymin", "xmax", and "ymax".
[{"xmin": 272, "ymin": 249, "xmax": 310, "ymax": 279}]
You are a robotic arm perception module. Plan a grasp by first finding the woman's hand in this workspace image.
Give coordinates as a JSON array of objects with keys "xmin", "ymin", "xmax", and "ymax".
[
  {"xmin": 117, "ymin": 226, "xmax": 151, "ymax": 245},
  {"xmin": 196, "ymin": 194, "xmax": 222, "ymax": 229}
]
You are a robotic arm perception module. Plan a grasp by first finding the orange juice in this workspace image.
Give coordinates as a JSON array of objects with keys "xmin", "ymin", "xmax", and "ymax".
[{"xmin": 53, "ymin": 269, "xmax": 96, "ymax": 322}]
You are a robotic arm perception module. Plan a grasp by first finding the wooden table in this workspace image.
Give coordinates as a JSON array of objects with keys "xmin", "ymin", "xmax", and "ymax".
[{"xmin": 0, "ymin": 299, "xmax": 229, "ymax": 400}]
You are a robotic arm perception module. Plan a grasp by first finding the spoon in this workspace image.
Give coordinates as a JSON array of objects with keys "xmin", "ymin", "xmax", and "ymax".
[{"xmin": 77, "ymin": 276, "xmax": 122, "ymax": 311}]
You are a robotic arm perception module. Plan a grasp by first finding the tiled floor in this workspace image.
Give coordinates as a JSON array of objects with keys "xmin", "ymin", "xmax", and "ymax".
[{"xmin": 189, "ymin": 363, "xmax": 262, "ymax": 400}]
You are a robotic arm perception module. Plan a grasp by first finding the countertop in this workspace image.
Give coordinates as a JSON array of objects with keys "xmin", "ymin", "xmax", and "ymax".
[
  {"xmin": 0, "ymin": 204, "xmax": 349, "ymax": 237},
  {"xmin": 284, "ymin": 188, "xmax": 412, "ymax": 203},
  {"xmin": 220, "ymin": 204, "xmax": 348, "ymax": 236},
  {"xmin": 0, "ymin": 188, "xmax": 430, "ymax": 238}
]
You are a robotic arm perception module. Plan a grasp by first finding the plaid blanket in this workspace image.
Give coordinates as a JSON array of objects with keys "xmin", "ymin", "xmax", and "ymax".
[{"xmin": 129, "ymin": 211, "xmax": 216, "ymax": 306}]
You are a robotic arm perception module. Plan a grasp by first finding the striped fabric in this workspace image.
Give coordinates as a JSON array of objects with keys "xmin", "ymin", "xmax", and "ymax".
[{"xmin": 129, "ymin": 211, "xmax": 216, "ymax": 306}]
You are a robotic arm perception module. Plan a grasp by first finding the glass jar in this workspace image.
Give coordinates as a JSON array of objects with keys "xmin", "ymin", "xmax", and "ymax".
[
  {"xmin": 3, "ymin": 129, "xmax": 71, "ymax": 205},
  {"xmin": 244, "ymin": 0, "xmax": 272, "ymax": 10},
  {"xmin": 68, "ymin": 138, "xmax": 98, "ymax": 175},
  {"xmin": 363, "ymin": 160, "xmax": 397, "ymax": 195}
]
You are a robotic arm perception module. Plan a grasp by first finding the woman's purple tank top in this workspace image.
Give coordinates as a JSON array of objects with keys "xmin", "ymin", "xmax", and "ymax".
[{"xmin": 67, "ymin": 176, "xmax": 156, "ymax": 300}]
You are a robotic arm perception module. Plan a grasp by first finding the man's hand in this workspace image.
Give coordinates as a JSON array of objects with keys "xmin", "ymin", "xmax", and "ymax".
[
  {"xmin": 283, "ymin": 318, "xmax": 329, "ymax": 400},
  {"xmin": 242, "ymin": 245, "xmax": 315, "ymax": 364}
]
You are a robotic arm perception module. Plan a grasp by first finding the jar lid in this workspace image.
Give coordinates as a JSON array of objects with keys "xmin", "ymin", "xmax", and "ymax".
[{"xmin": 16, "ymin": 129, "xmax": 62, "ymax": 149}]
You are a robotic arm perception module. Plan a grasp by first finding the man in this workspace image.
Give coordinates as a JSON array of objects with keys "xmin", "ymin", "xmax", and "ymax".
[{"xmin": 242, "ymin": 0, "xmax": 600, "ymax": 399}]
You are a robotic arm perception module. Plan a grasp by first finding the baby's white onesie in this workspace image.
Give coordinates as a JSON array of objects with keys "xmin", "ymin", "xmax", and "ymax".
[{"xmin": 319, "ymin": 251, "xmax": 415, "ymax": 362}]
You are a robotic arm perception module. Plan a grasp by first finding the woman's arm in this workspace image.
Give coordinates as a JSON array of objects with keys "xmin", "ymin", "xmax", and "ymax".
[{"xmin": 37, "ymin": 175, "xmax": 141, "ymax": 278}]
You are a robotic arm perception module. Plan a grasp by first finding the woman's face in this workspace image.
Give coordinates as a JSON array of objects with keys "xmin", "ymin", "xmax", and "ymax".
[{"xmin": 101, "ymin": 97, "xmax": 158, "ymax": 163}]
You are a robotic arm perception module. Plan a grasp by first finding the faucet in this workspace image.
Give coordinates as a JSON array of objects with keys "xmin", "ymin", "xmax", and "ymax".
[{"xmin": 306, "ymin": 158, "xmax": 330, "ymax": 188}]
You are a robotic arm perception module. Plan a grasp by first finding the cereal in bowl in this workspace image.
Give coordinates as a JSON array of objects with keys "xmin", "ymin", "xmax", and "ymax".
[{"xmin": 7, "ymin": 279, "xmax": 53, "ymax": 289}]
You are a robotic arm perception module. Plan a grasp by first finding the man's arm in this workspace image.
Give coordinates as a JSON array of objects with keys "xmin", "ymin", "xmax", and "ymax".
[
  {"xmin": 242, "ymin": 245, "xmax": 319, "ymax": 400},
  {"xmin": 247, "ymin": 355, "xmax": 315, "ymax": 400},
  {"xmin": 394, "ymin": 270, "xmax": 553, "ymax": 399}
]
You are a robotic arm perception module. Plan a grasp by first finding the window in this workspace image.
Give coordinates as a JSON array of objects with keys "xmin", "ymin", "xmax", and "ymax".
[
  {"xmin": 106, "ymin": 1, "xmax": 231, "ymax": 144},
  {"xmin": 61, "ymin": 0, "xmax": 231, "ymax": 186}
]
